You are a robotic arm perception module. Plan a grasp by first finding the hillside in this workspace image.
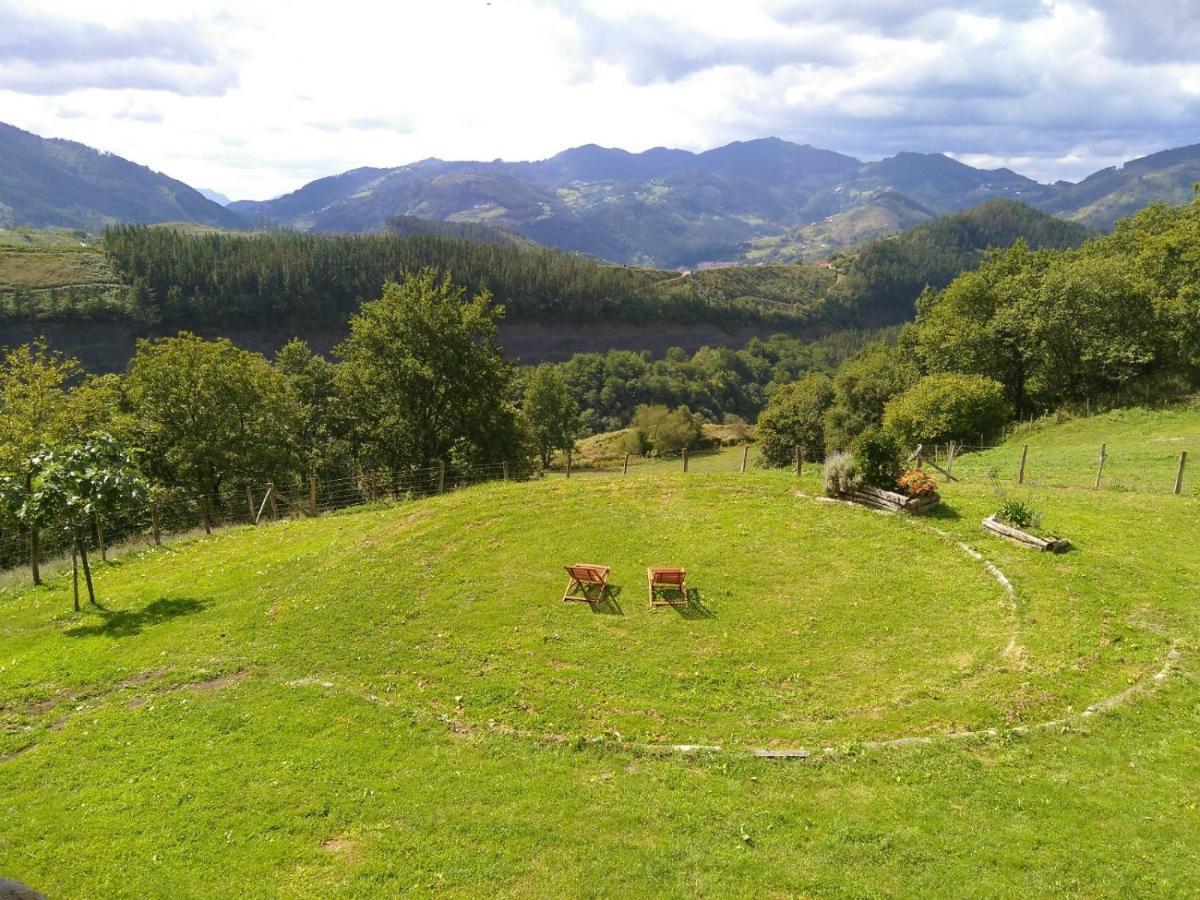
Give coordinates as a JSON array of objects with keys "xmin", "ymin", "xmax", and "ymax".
[
  {"xmin": 746, "ymin": 192, "xmax": 936, "ymax": 262},
  {"xmin": 2, "ymin": 453, "xmax": 1198, "ymax": 894},
  {"xmin": 830, "ymin": 199, "xmax": 1093, "ymax": 325},
  {"xmin": 0, "ymin": 122, "xmax": 245, "ymax": 232},
  {"xmin": 1042, "ymin": 143, "xmax": 1200, "ymax": 230}
]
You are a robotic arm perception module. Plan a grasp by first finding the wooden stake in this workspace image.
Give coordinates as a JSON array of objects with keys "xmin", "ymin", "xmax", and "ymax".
[
  {"xmin": 682, "ymin": 448, "xmax": 689, "ymax": 472},
  {"xmin": 945, "ymin": 441, "xmax": 956, "ymax": 482},
  {"xmin": 1094, "ymin": 443, "xmax": 1107, "ymax": 489},
  {"xmin": 740, "ymin": 444, "xmax": 749, "ymax": 473},
  {"xmin": 502, "ymin": 461, "xmax": 509, "ymax": 481},
  {"xmin": 1018, "ymin": 444, "xmax": 1028, "ymax": 484},
  {"xmin": 1175, "ymin": 450, "xmax": 1188, "ymax": 496},
  {"xmin": 151, "ymin": 501, "xmax": 161, "ymax": 547},
  {"xmin": 309, "ymin": 474, "xmax": 318, "ymax": 516},
  {"xmin": 246, "ymin": 485, "xmax": 256, "ymax": 523},
  {"xmin": 438, "ymin": 461, "xmax": 446, "ymax": 493},
  {"xmin": 96, "ymin": 516, "xmax": 106, "ymax": 563},
  {"xmin": 622, "ymin": 453, "xmax": 630, "ymax": 475},
  {"xmin": 29, "ymin": 524, "xmax": 40, "ymax": 587}
]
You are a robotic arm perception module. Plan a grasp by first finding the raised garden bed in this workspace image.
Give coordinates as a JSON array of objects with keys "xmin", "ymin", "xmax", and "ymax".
[
  {"xmin": 841, "ymin": 483, "xmax": 941, "ymax": 514},
  {"xmin": 981, "ymin": 515, "xmax": 1071, "ymax": 552}
]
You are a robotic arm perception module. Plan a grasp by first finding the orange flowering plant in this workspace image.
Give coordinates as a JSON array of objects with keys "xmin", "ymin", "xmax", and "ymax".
[{"xmin": 896, "ymin": 468, "xmax": 939, "ymax": 497}]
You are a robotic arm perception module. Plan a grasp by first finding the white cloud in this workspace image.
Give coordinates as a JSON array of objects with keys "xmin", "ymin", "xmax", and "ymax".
[{"xmin": 0, "ymin": 0, "xmax": 1197, "ymax": 199}]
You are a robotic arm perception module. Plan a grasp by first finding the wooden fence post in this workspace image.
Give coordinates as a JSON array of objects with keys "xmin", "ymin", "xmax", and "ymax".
[
  {"xmin": 151, "ymin": 501, "xmax": 161, "ymax": 547},
  {"xmin": 96, "ymin": 516, "xmax": 106, "ymax": 563},
  {"xmin": 740, "ymin": 444, "xmax": 749, "ymax": 473},
  {"xmin": 794, "ymin": 445, "xmax": 803, "ymax": 476},
  {"xmin": 1094, "ymin": 443, "xmax": 1107, "ymax": 489},
  {"xmin": 682, "ymin": 448, "xmax": 689, "ymax": 472},
  {"xmin": 309, "ymin": 474, "xmax": 318, "ymax": 517},
  {"xmin": 502, "ymin": 461, "xmax": 509, "ymax": 481},
  {"xmin": 438, "ymin": 461, "xmax": 446, "ymax": 494},
  {"xmin": 200, "ymin": 497, "xmax": 212, "ymax": 535},
  {"xmin": 1175, "ymin": 451, "xmax": 1188, "ymax": 496},
  {"xmin": 1018, "ymin": 444, "xmax": 1028, "ymax": 484},
  {"xmin": 945, "ymin": 441, "xmax": 956, "ymax": 482},
  {"xmin": 622, "ymin": 453, "xmax": 630, "ymax": 475},
  {"xmin": 246, "ymin": 485, "xmax": 256, "ymax": 523}
]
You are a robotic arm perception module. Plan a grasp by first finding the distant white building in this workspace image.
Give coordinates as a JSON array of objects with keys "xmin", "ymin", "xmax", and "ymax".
[{"xmin": 696, "ymin": 260, "xmax": 740, "ymax": 270}]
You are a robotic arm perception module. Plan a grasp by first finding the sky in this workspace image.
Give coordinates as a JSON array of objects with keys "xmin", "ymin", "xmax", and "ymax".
[{"xmin": 1, "ymin": 0, "xmax": 1198, "ymax": 201}]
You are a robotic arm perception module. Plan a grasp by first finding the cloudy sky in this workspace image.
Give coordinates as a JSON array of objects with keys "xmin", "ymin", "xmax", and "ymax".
[{"xmin": 2, "ymin": 0, "xmax": 1198, "ymax": 200}]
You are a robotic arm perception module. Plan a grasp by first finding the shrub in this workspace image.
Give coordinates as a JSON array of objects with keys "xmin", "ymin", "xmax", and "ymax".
[
  {"xmin": 998, "ymin": 499, "xmax": 1035, "ymax": 530},
  {"xmin": 822, "ymin": 451, "xmax": 861, "ymax": 496},
  {"xmin": 896, "ymin": 468, "xmax": 939, "ymax": 497},
  {"xmin": 756, "ymin": 372, "xmax": 834, "ymax": 468},
  {"xmin": 851, "ymin": 427, "xmax": 903, "ymax": 489},
  {"xmin": 883, "ymin": 373, "xmax": 1012, "ymax": 448},
  {"xmin": 628, "ymin": 403, "xmax": 703, "ymax": 455}
]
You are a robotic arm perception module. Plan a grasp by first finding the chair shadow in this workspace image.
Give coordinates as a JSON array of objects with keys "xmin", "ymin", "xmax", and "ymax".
[
  {"xmin": 670, "ymin": 587, "xmax": 715, "ymax": 620},
  {"xmin": 589, "ymin": 584, "xmax": 624, "ymax": 616},
  {"xmin": 65, "ymin": 597, "xmax": 208, "ymax": 639}
]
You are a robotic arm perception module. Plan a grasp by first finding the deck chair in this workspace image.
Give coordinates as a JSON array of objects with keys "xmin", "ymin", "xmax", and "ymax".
[
  {"xmin": 648, "ymin": 567, "xmax": 688, "ymax": 609},
  {"xmin": 562, "ymin": 564, "xmax": 611, "ymax": 604}
]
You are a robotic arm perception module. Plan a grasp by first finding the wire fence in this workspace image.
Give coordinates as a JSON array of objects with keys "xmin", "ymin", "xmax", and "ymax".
[
  {"xmin": 0, "ymin": 461, "xmax": 522, "ymax": 587},
  {"xmin": 0, "ymin": 433, "xmax": 1192, "ymax": 588}
]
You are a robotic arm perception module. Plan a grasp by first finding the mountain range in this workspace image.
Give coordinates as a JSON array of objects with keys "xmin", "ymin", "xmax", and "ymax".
[{"xmin": 3, "ymin": 120, "xmax": 1199, "ymax": 267}]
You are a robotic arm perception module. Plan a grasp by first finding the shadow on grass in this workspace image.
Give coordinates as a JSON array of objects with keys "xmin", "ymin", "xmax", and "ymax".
[
  {"xmin": 924, "ymin": 503, "xmax": 962, "ymax": 522},
  {"xmin": 589, "ymin": 584, "xmax": 624, "ymax": 616},
  {"xmin": 65, "ymin": 597, "xmax": 208, "ymax": 639},
  {"xmin": 670, "ymin": 587, "xmax": 715, "ymax": 620}
]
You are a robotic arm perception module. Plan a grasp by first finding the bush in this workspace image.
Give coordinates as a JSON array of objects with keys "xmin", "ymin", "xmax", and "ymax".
[
  {"xmin": 628, "ymin": 403, "xmax": 703, "ymax": 455},
  {"xmin": 756, "ymin": 372, "xmax": 834, "ymax": 468},
  {"xmin": 822, "ymin": 451, "xmax": 861, "ymax": 496},
  {"xmin": 896, "ymin": 468, "xmax": 939, "ymax": 497},
  {"xmin": 883, "ymin": 373, "xmax": 1012, "ymax": 448},
  {"xmin": 851, "ymin": 427, "xmax": 903, "ymax": 489},
  {"xmin": 998, "ymin": 499, "xmax": 1035, "ymax": 529}
]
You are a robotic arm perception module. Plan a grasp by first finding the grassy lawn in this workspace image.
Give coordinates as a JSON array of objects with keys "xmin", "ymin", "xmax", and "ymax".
[
  {"xmin": 951, "ymin": 406, "xmax": 1199, "ymax": 495},
  {"xmin": 2, "ymin": 454, "xmax": 1199, "ymax": 894}
]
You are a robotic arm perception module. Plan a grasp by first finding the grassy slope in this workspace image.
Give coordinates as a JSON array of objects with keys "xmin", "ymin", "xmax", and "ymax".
[
  {"xmin": 2, "ymin": 429, "xmax": 1199, "ymax": 896},
  {"xmin": 952, "ymin": 406, "xmax": 1200, "ymax": 495}
]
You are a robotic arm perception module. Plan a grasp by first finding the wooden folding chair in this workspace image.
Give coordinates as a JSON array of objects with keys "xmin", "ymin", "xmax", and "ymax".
[
  {"xmin": 648, "ymin": 566, "xmax": 688, "ymax": 608},
  {"xmin": 562, "ymin": 563, "xmax": 611, "ymax": 604}
]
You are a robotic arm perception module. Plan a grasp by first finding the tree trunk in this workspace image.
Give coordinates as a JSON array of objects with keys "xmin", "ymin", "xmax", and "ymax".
[
  {"xmin": 75, "ymin": 527, "xmax": 96, "ymax": 606},
  {"xmin": 29, "ymin": 523, "xmax": 41, "ymax": 586},
  {"xmin": 71, "ymin": 546, "xmax": 80, "ymax": 612}
]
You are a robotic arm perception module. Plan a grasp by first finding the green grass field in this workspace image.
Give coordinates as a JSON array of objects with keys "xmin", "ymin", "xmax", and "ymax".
[
  {"xmin": 952, "ymin": 406, "xmax": 1199, "ymax": 495},
  {"xmin": 2, "ymin": 419, "xmax": 1199, "ymax": 896}
]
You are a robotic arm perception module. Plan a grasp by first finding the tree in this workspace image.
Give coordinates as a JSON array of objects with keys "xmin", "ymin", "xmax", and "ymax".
[
  {"xmin": 125, "ymin": 333, "xmax": 298, "ymax": 507},
  {"xmin": 336, "ymin": 270, "xmax": 522, "ymax": 470},
  {"xmin": 823, "ymin": 342, "xmax": 919, "ymax": 452},
  {"xmin": 627, "ymin": 404, "xmax": 703, "ymax": 455},
  {"xmin": 274, "ymin": 339, "xmax": 352, "ymax": 481},
  {"xmin": 19, "ymin": 434, "xmax": 146, "ymax": 609},
  {"xmin": 755, "ymin": 372, "xmax": 834, "ymax": 467},
  {"xmin": 0, "ymin": 340, "xmax": 83, "ymax": 585},
  {"xmin": 883, "ymin": 374, "xmax": 1011, "ymax": 448},
  {"xmin": 522, "ymin": 364, "xmax": 581, "ymax": 467}
]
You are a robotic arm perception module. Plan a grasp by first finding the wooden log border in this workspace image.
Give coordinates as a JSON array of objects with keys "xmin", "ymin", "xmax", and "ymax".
[{"xmin": 981, "ymin": 515, "xmax": 1071, "ymax": 553}]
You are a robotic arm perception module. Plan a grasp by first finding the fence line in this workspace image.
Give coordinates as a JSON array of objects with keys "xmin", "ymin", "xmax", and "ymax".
[{"xmin": 0, "ymin": 437, "xmax": 1192, "ymax": 587}]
